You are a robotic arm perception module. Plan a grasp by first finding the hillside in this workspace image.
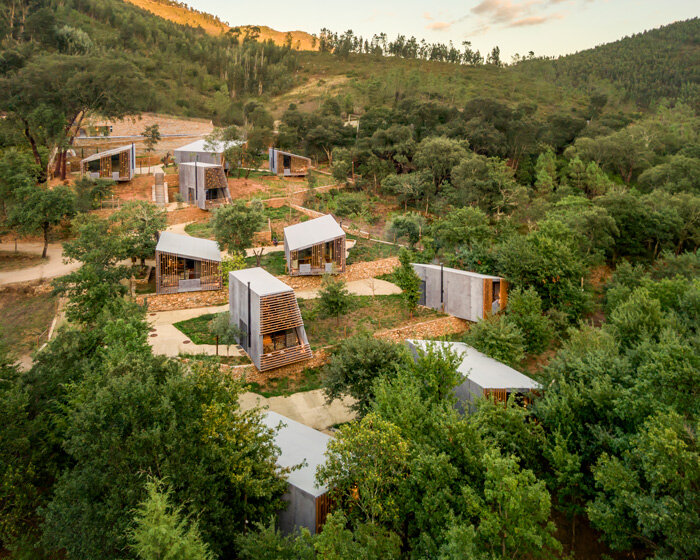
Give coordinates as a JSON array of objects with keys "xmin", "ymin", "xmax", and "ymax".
[{"xmin": 122, "ymin": 0, "xmax": 318, "ymax": 49}]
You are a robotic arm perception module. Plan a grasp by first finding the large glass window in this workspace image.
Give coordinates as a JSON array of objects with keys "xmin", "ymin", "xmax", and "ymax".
[{"xmin": 262, "ymin": 328, "xmax": 299, "ymax": 354}]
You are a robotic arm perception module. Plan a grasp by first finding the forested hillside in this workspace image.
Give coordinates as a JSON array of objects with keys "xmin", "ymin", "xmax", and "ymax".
[{"xmin": 0, "ymin": 1, "xmax": 699, "ymax": 560}]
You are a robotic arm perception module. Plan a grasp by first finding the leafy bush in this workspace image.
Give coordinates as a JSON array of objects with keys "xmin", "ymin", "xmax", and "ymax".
[{"xmin": 463, "ymin": 315, "xmax": 526, "ymax": 368}]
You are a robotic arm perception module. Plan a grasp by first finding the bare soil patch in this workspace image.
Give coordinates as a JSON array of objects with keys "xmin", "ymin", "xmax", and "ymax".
[
  {"xmin": 0, "ymin": 251, "xmax": 46, "ymax": 272},
  {"xmin": 0, "ymin": 283, "xmax": 57, "ymax": 355}
]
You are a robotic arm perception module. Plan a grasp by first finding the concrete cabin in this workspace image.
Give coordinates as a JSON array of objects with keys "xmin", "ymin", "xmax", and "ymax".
[
  {"xmin": 412, "ymin": 263, "xmax": 507, "ymax": 322},
  {"xmin": 174, "ymin": 139, "xmax": 242, "ymax": 169},
  {"xmin": 229, "ymin": 267, "xmax": 312, "ymax": 371},
  {"xmin": 155, "ymin": 232, "xmax": 222, "ymax": 294},
  {"xmin": 178, "ymin": 162, "xmax": 231, "ymax": 210},
  {"xmin": 269, "ymin": 148, "xmax": 311, "ymax": 177},
  {"xmin": 407, "ymin": 340, "xmax": 541, "ymax": 413},
  {"xmin": 284, "ymin": 215, "xmax": 346, "ymax": 276},
  {"xmin": 261, "ymin": 411, "xmax": 332, "ymax": 535},
  {"xmin": 80, "ymin": 144, "xmax": 135, "ymax": 182}
]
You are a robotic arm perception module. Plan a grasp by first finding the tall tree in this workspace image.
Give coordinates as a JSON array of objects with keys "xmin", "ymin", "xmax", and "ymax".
[{"xmin": 212, "ymin": 200, "xmax": 264, "ymax": 255}]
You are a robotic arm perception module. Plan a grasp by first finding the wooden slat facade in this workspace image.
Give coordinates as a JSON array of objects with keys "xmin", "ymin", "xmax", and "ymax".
[
  {"xmin": 483, "ymin": 388, "xmax": 509, "ymax": 404},
  {"xmin": 155, "ymin": 250, "xmax": 222, "ymax": 294},
  {"xmin": 260, "ymin": 293, "xmax": 304, "ymax": 334},
  {"xmin": 315, "ymin": 493, "xmax": 333, "ymax": 534},
  {"xmin": 289, "ymin": 236, "xmax": 346, "ymax": 276},
  {"xmin": 259, "ymin": 342, "xmax": 312, "ymax": 371}
]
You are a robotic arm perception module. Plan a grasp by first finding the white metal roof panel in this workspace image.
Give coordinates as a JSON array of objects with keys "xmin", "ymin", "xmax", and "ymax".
[
  {"xmin": 229, "ymin": 267, "xmax": 293, "ymax": 297},
  {"xmin": 284, "ymin": 215, "xmax": 345, "ymax": 252},
  {"xmin": 81, "ymin": 144, "xmax": 132, "ymax": 163},
  {"xmin": 262, "ymin": 411, "xmax": 331, "ymax": 498},
  {"xmin": 412, "ymin": 263, "xmax": 502, "ymax": 281},
  {"xmin": 179, "ymin": 162, "xmax": 222, "ymax": 169},
  {"xmin": 408, "ymin": 340, "xmax": 541, "ymax": 391},
  {"xmin": 173, "ymin": 139, "xmax": 242, "ymax": 155},
  {"xmin": 155, "ymin": 231, "xmax": 221, "ymax": 262}
]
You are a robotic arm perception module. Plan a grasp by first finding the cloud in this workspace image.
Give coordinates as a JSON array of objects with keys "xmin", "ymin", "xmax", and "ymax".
[
  {"xmin": 423, "ymin": 12, "xmax": 433, "ymax": 20},
  {"xmin": 509, "ymin": 13, "xmax": 563, "ymax": 26},
  {"xmin": 426, "ymin": 21, "xmax": 453, "ymax": 30},
  {"xmin": 466, "ymin": 0, "xmax": 581, "ymax": 30}
]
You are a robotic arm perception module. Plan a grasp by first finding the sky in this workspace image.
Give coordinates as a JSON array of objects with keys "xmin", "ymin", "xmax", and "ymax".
[{"xmin": 185, "ymin": 0, "xmax": 697, "ymax": 60}]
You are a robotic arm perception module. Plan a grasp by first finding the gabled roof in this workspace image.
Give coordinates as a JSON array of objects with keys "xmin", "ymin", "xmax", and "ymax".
[
  {"xmin": 271, "ymin": 148, "xmax": 311, "ymax": 162},
  {"xmin": 262, "ymin": 411, "xmax": 331, "ymax": 498},
  {"xmin": 179, "ymin": 162, "xmax": 223, "ymax": 169},
  {"xmin": 284, "ymin": 215, "xmax": 345, "ymax": 252},
  {"xmin": 407, "ymin": 340, "xmax": 541, "ymax": 391},
  {"xmin": 229, "ymin": 267, "xmax": 293, "ymax": 297},
  {"xmin": 412, "ymin": 263, "xmax": 502, "ymax": 281},
  {"xmin": 81, "ymin": 144, "xmax": 132, "ymax": 163},
  {"xmin": 155, "ymin": 231, "xmax": 221, "ymax": 262},
  {"xmin": 173, "ymin": 139, "xmax": 242, "ymax": 155}
]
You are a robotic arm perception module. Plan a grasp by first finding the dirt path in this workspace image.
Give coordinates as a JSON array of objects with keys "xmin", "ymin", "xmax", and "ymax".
[{"xmin": 0, "ymin": 242, "xmax": 80, "ymax": 286}]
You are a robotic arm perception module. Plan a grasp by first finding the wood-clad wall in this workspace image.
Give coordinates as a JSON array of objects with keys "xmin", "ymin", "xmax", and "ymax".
[
  {"xmin": 259, "ymin": 292, "xmax": 304, "ymax": 334},
  {"xmin": 155, "ymin": 251, "xmax": 222, "ymax": 294},
  {"xmin": 315, "ymin": 493, "xmax": 333, "ymax": 534}
]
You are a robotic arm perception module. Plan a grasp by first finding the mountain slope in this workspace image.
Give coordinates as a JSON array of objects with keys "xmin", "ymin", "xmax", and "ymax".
[{"xmin": 122, "ymin": 0, "xmax": 318, "ymax": 49}]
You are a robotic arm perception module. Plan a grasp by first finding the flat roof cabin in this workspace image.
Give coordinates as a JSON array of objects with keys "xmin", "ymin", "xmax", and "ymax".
[
  {"xmin": 178, "ymin": 162, "xmax": 231, "ymax": 211},
  {"xmin": 407, "ymin": 340, "xmax": 541, "ymax": 412},
  {"xmin": 155, "ymin": 232, "xmax": 222, "ymax": 294},
  {"xmin": 269, "ymin": 148, "xmax": 312, "ymax": 177},
  {"xmin": 173, "ymin": 139, "xmax": 242, "ymax": 167},
  {"xmin": 284, "ymin": 215, "xmax": 346, "ymax": 276},
  {"xmin": 80, "ymin": 144, "xmax": 135, "ymax": 182},
  {"xmin": 229, "ymin": 267, "xmax": 312, "ymax": 371},
  {"xmin": 261, "ymin": 411, "xmax": 332, "ymax": 535},
  {"xmin": 412, "ymin": 263, "xmax": 508, "ymax": 322}
]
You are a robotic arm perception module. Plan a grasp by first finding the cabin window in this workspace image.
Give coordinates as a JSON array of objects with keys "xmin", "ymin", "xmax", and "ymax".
[{"xmin": 263, "ymin": 328, "xmax": 300, "ymax": 354}]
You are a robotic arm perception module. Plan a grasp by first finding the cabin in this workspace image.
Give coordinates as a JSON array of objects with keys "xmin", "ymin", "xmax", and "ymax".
[
  {"xmin": 155, "ymin": 232, "xmax": 222, "ymax": 294},
  {"xmin": 269, "ymin": 148, "xmax": 312, "ymax": 177},
  {"xmin": 229, "ymin": 267, "xmax": 312, "ymax": 371},
  {"xmin": 284, "ymin": 215, "xmax": 346, "ymax": 276},
  {"xmin": 407, "ymin": 340, "xmax": 541, "ymax": 413},
  {"xmin": 173, "ymin": 139, "xmax": 242, "ymax": 169},
  {"xmin": 178, "ymin": 162, "xmax": 231, "ymax": 210},
  {"xmin": 80, "ymin": 144, "xmax": 135, "ymax": 182},
  {"xmin": 411, "ymin": 263, "xmax": 507, "ymax": 322},
  {"xmin": 261, "ymin": 411, "xmax": 332, "ymax": 535}
]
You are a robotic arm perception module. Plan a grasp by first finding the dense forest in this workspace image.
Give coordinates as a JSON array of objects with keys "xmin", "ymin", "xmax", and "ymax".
[{"xmin": 0, "ymin": 0, "xmax": 698, "ymax": 559}]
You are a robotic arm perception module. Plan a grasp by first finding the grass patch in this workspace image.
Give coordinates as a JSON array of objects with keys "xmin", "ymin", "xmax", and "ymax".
[
  {"xmin": 0, "ymin": 251, "xmax": 46, "ymax": 272},
  {"xmin": 173, "ymin": 313, "xmax": 219, "ymax": 345},
  {"xmin": 180, "ymin": 353, "xmax": 251, "ymax": 366},
  {"xmin": 0, "ymin": 289, "xmax": 57, "ymax": 355},
  {"xmin": 247, "ymin": 366, "xmax": 323, "ymax": 397},
  {"xmin": 346, "ymin": 238, "xmax": 401, "ymax": 265},
  {"xmin": 300, "ymin": 294, "xmax": 442, "ymax": 347},
  {"xmin": 245, "ymin": 251, "xmax": 286, "ymax": 275},
  {"xmin": 184, "ymin": 221, "xmax": 214, "ymax": 239}
]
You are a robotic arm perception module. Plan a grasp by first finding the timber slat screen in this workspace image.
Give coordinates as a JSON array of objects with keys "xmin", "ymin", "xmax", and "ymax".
[
  {"xmin": 259, "ymin": 293, "xmax": 304, "ymax": 334},
  {"xmin": 100, "ymin": 156, "xmax": 111, "ymax": 178},
  {"xmin": 259, "ymin": 343, "xmax": 312, "ymax": 371},
  {"xmin": 289, "ymin": 236, "xmax": 346, "ymax": 276},
  {"xmin": 483, "ymin": 388, "xmax": 509, "ymax": 404},
  {"xmin": 155, "ymin": 250, "xmax": 222, "ymax": 294},
  {"xmin": 315, "ymin": 493, "xmax": 333, "ymax": 534},
  {"xmin": 119, "ymin": 151, "xmax": 129, "ymax": 178}
]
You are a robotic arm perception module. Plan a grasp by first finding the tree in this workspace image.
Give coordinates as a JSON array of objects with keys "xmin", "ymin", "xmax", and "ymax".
[
  {"xmin": 112, "ymin": 200, "xmax": 167, "ymax": 266},
  {"xmin": 208, "ymin": 312, "xmax": 241, "ymax": 356},
  {"xmin": 9, "ymin": 184, "xmax": 76, "ymax": 257},
  {"xmin": 505, "ymin": 287, "xmax": 553, "ymax": 354},
  {"xmin": 314, "ymin": 511, "xmax": 402, "ymax": 560},
  {"xmin": 431, "ymin": 207, "xmax": 491, "ymax": 252},
  {"xmin": 317, "ymin": 275, "xmax": 352, "ymax": 322},
  {"xmin": 459, "ymin": 449, "xmax": 561, "ymax": 559},
  {"xmin": 388, "ymin": 213, "xmax": 423, "ymax": 247},
  {"xmin": 1, "ymin": 54, "xmax": 144, "ymax": 180},
  {"xmin": 130, "ymin": 479, "xmax": 215, "ymax": 560},
  {"xmin": 221, "ymin": 253, "xmax": 247, "ymax": 286},
  {"xmin": 141, "ymin": 124, "xmax": 161, "ymax": 159},
  {"xmin": 236, "ymin": 519, "xmax": 314, "ymax": 560},
  {"xmin": 463, "ymin": 314, "xmax": 525, "ymax": 368},
  {"xmin": 323, "ymin": 335, "xmax": 409, "ymax": 416},
  {"xmin": 316, "ymin": 414, "xmax": 409, "ymax": 528},
  {"xmin": 393, "ymin": 248, "xmax": 422, "ymax": 316},
  {"xmin": 413, "ymin": 136, "xmax": 468, "ymax": 193},
  {"xmin": 212, "ymin": 200, "xmax": 264, "ymax": 255}
]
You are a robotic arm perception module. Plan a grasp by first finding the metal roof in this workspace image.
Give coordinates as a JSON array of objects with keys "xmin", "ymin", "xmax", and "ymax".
[
  {"xmin": 179, "ymin": 162, "xmax": 222, "ymax": 169},
  {"xmin": 229, "ymin": 267, "xmax": 293, "ymax": 297},
  {"xmin": 262, "ymin": 411, "xmax": 331, "ymax": 498},
  {"xmin": 155, "ymin": 231, "xmax": 221, "ymax": 262},
  {"xmin": 81, "ymin": 144, "xmax": 132, "ymax": 164},
  {"xmin": 284, "ymin": 215, "xmax": 345, "ymax": 252},
  {"xmin": 412, "ymin": 263, "xmax": 502, "ymax": 281},
  {"xmin": 272, "ymin": 148, "xmax": 311, "ymax": 162},
  {"xmin": 173, "ymin": 139, "xmax": 242, "ymax": 155},
  {"xmin": 408, "ymin": 340, "xmax": 541, "ymax": 391}
]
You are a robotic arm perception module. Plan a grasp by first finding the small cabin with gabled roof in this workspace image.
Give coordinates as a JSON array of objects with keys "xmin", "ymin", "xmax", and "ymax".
[
  {"xmin": 269, "ymin": 148, "xmax": 311, "ymax": 177},
  {"xmin": 80, "ymin": 144, "xmax": 135, "ymax": 182},
  {"xmin": 178, "ymin": 162, "xmax": 231, "ymax": 210},
  {"xmin": 174, "ymin": 139, "xmax": 242, "ymax": 168},
  {"xmin": 229, "ymin": 267, "xmax": 312, "ymax": 371},
  {"xmin": 284, "ymin": 215, "xmax": 346, "ymax": 276},
  {"xmin": 155, "ymin": 232, "xmax": 222, "ymax": 294},
  {"xmin": 411, "ymin": 263, "xmax": 508, "ymax": 322},
  {"xmin": 407, "ymin": 340, "xmax": 541, "ymax": 413},
  {"xmin": 262, "ymin": 411, "xmax": 332, "ymax": 535}
]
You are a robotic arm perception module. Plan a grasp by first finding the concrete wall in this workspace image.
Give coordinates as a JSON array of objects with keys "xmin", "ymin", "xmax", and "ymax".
[
  {"xmin": 229, "ymin": 275, "xmax": 262, "ymax": 369},
  {"xmin": 175, "ymin": 150, "xmax": 221, "ymax": 166},
  {"xmin": 277, "ymin": 485, "xmax": 319, "ymax": 535},
  {"xmin": 413, "ymin": 264, "xmax": 487, "ymax": 322}
]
